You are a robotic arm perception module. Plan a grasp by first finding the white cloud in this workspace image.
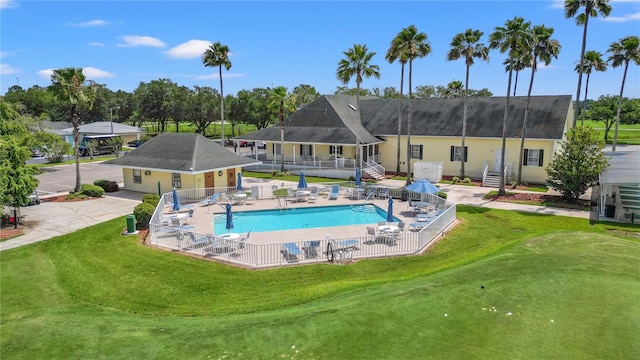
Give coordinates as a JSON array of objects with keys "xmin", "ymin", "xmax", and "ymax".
[
  {"xmin": 37, "ymin": 69, "xmax": 54, "ymax": 79},
  {"xmin": 195, "ymin": 73, "xmax": 244, "ymax": 80},
  {"xmin": 117, "ymin": 35, "xmax": 165, "ymax": 48},
  {"xmin": 0, "ymin": 63, "xmax": 20, "ymax": 75},
  {"xmin": 548, "ymin": 0, "xmax": 563, "ymax": 10},
  {"xmin": 82, "ymin": 67, "xmax": 115, "ymax": 78},
  {"xmin": 165, "ymin": 39, "xmax": 212, "ymax": 59},
  {"xmin": 603, "ymin": 12, "xmax": 640, "ymax": 22},
  {"xmin": 69, "ymin": 19, "xmax": 109, "ymax": 27},
  {"xmin": 88, "ymin": 42, "xmax": 106, "ymax": 47},
  {"xmin": 0, "ymin": 0, "xmax": 18, "ymax": 9}
]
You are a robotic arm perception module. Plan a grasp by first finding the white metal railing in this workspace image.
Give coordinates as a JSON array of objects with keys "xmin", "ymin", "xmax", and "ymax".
[
  {"xmin": 149, "ymin": 186, "xmax": 456, "ymax": 269},
  {"xmin": 482, "ymin": 161, "xmax": 489, "ymax": 183},
  {"xmin": 364, "ymin": 158, "xmax": 385, "ymax": 178}
]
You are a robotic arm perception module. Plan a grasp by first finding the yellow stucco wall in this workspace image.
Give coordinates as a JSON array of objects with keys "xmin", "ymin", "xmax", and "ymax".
[{"xmin": 121, "ymin": 167, "xmax": 241, "ymax": 195}]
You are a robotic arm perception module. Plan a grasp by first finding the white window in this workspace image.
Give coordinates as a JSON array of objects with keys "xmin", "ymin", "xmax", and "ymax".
[
  {"xmin": 410, "ymin": 144, "xmax": 423, "ymax": 159},
  {"xmin": 300, "ymin": 145, "xmax": 312, "ymax": 157},
  {"xmin": 330, "ymin": 145, "xmax": 343, "ymax": 155},
  {"xmin": 524, "ymin": 149, "xmax": 544, "ymax": 166},
  {"xmin": 133, "ymin": 169, "xmax": 142, "ymax": 184},
  {"xmin": 172, "ymin": 173, "xmax": 182, "ymax": 188},
  {"xmin": 274, "ymin": 143, "xmax": 282, "ymax": 155},
  {"xmin": 450, "ymin": 146, "xmax": 468, "ymax": 162}
]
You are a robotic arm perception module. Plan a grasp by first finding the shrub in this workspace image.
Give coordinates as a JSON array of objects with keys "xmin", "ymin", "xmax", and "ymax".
[
  {"xmin": 347, "ymin": 176, "xmax": 355, "ymax": 181},
  {"xmin": 452, "ymin": 176, "xmax": 460, "ymax": 183},
  {"xmin": 80, "ymin": 184, "xmax": 104, "ymax": 198},
  {"xmin": 463, "ymin": 177, "xmax": 471, "ymax": 183},
  {"xmin": 94, "ymin": 179, "xmax": 119, "ymax": 193},
  {"xmin": 65, "ymin": 193, "xmax": 88, "ymax": 200},
  {"xmin": 133, "ymin": 202, "xmax": 156, "ymax": 228},
  {"xmin": 142, "ymin": 193, "xmax": 160, "ymax": 206},
  {"xmin": 438, "ymin": 191, "xmax": 448, "ymax": 199}
]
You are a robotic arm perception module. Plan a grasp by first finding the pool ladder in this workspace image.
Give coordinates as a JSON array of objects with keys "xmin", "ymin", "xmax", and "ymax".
[{"xmin": 276, "ymin": 196, "xmax": 288, "ymax": 210}]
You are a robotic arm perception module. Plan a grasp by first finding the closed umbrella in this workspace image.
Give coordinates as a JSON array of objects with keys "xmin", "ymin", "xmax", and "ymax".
[
  {"xmin": 237, "ymin": 172, "xmax": 243, "ymax": 191},
  {"xmin": 172, "ymin": 188, "xmax": 181, "ymax": 212},
  {"xmin": 355, "ymin": 167, "xmax": 361, "ymax": 187},
  {"xmin": 297, "ymin": 170, "xmax": 308, "ymax": 189},
  {"xmin": 225, "ymin": 203, "xmax": 234, "ymax": 234},
  {"xmin": 386, "ymin": 197, "xmax": 394, "ymax": 224}
]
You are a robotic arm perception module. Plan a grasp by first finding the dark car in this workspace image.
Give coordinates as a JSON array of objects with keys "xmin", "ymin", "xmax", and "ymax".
[{"xmin": 127, "ymin": 139, "xmax": 144, "ymax": 147}]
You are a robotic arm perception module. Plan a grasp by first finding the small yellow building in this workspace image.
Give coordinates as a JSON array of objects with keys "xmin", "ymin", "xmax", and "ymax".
[{"xmin": 104, "ymin": 133, "xmax": 261, "ymax": 194}]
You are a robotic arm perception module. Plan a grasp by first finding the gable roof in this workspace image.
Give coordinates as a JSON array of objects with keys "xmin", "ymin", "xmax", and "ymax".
[
  {"xmin": 104, "ymin": 133, "xmax": 261, "ymax": 174},
  {"xmin": 60, "ymin": 121, "xmax": 144, "ymax": 135},
  {"xmin": 236, "ymin": 95, "xmax": 383, "ymax": 145},
  {"xmin": 361, "ymin": 95, "xmax": 572, "ymax": 139},
  {"xmin": 238, "ymin": 95, "xmax": 572, "ymax": 143}
]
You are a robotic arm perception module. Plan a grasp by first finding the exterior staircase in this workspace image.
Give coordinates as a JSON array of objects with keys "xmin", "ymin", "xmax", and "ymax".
[
  {"xmin": 618, "ymin": 185, "xmax": 640, "ymax": 221},
  {"xmin": 363, "ymin": 165, "xmax": 385, "ymax": 180},
  {"xmin": 482, "ymin": 171, "xmax": 504, "ymax": 188}
]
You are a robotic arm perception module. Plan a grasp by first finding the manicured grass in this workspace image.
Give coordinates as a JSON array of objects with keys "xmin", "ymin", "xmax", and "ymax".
[
  {"xmin": 1, "ymin": 206, "xmax": 638, "ymax": 358},
  {"xmin": 581, "ymin": 120, "xmax": 640, "ymax": 145}
]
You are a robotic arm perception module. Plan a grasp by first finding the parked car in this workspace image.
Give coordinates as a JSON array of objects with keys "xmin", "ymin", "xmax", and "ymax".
[
  {"xmin": 28, "ymin": 191, "xmax": 40, "ymax": 206},
  {"xmin": 31, "ymin": 148, "xmax": 41, "ymax": 157},
  {"xmin": 257, "ymin": 142, "xmax": 266, "ymax": 149},
  {"xmin": 127, "ymin": 139, "xmax": 145, "ymax": 147}
]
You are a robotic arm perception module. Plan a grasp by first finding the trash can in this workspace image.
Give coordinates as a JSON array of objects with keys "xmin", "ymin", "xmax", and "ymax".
[
  {"xmin": 126, "ymin": 214, "xmax": 136, "ymax": 233},
  {"xmin": 401, "ymin": 189, "xmax": 408, "ymax": 202},
  {"xmin": 605, "ymin": 204, "xmax": 615, "ymax": 218}
]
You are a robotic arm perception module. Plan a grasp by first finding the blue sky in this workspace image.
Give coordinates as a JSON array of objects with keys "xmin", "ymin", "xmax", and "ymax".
[{"xmin": 1, "ymin": 0, "xmax": 639, "ymax": 99}]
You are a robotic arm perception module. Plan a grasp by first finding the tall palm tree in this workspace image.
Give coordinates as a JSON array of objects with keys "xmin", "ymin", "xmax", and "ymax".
[
  {"xmin": 337, "ymin": 43, "xmax": 380, "ymax": 170},
  {"xmin": 607, "ymin": 35, "xmax": 640, "ymax": 151},
  {"xmin": 502, "ymin": 52, "xmax": 528, "ymax": 96},
  {"xmin": 575, "ymin": 50, "xmax": 607, "ymax": 125},
  {"xmin": 490, "ymin": 16, "xmax": 533, "ymax": 195},
  {"xmin": 564, "ymin": 0, "xmax": 612, "ymax": 128},
  {"xmin": 447, "ymin": 28, "xmax": 489, "ymax": 179},
  {"xmin": 267, "ymin": 86, "xmax": 296, "ymax": 173},
  {"xmin": 517, "ymin": 25, "xmax": 561, "ymax": 185},
  {"xmin": 49, "ymin": 68, "xmax": 96, "ymax": 193},
  {"xmin": 386, "ymin": 25, "xmax": 431, "ymax": 185},
  {"xmin": 202, "ymin": 42, "xmax": 232, "ymax": 145},
  {"xmin": 386, "ymin": 40, "xmax": 408, "ymax": 176}
]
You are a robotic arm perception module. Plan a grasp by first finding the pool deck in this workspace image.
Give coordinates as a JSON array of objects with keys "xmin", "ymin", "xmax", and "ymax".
[{"xmin": 162, "ymin": 188, "xmax": 418, "ymax": 246}]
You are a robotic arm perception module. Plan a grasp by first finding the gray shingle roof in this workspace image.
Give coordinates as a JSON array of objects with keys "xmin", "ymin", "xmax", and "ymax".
[
  {"xmin": 238, "ymin": 95, "xmax": 572, "ymax": 143},
  {"xmin": 104, "ymin": 133, "xmax": 261, "ymax": 173}
]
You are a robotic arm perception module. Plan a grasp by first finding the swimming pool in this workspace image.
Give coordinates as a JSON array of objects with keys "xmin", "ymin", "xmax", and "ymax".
[{"xmin": 213, "ymin": 204, "xmax": 399, "ymax": 234}]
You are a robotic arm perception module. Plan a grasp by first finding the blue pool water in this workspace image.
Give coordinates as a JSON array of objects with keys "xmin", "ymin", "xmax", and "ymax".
[{"xmin": 213, "ymin": 204, "xmax": 399, "ymax": 234}]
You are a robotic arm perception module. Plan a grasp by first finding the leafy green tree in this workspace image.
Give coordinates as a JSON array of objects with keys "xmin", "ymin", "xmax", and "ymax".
[
  {"xmin": 337, "ymin": 43, "xmax": 381, "ymax": 169},
  {"xmin": 518, "ymin": 25, "xmax": 561, "ymax": 185},
  {"xmin": 0, "ymin": 137, "xmax": 39, "ymax": 227},
  {"xmin": 546, "ymin": 126, "xmax": 608, "ymax": 200},
  {"xmin": 607, "ymin": 35, "xmax": 640, "ymax": 151},
  {"xmin": 49, "ymin": 68, "xmax": 97, "ymax": 193},
  {"xmin": 575, "ymin": 50, "xmax": 607, "ymax": 124},
  {"xmin": 565, "ymin": 0, "xmax": 612, "ymax": 127},
  {"xmin": 134, "ymin": 79, "xmax": 176, "ymax": 133},
  {"xmin": 202, "ymin": 42, "xmax": 232, "ymax": 145},
  {"xmin": 447, "ymin": 28, "xmax": 490, "ymax": 179},
  {"xmin": 30, "ymin": 131, "xmax": 71, "ymax": 163},
  {"xmin": 189, "ymin": 86, "xmax": 219, "ymax": 135},
  {"xmin": 267, "ymin": 86, "xmax": 296, "ymax": 172},
  {"xmin": 291, "ymin": 84, "xmax": 320, "ymax": 108},
  {"xmin": 414, "ymin": 85, "xmax": 436, "ymax": 98},
  {"xmin": 489, "ymin": 16, "xmax": 533, "ymax": 195}
]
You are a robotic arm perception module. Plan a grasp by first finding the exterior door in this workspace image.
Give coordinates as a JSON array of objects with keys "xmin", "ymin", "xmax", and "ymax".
[
  {"xmin": 494, "ymin": 149, "xmax": 507, "ymax": 172},
  {"xmin": 204, "ymin": 172, "xmax": 214, "ymax": 196},
  {"xmin": 227, "ymin": 168, "xmax": 236, "ymax": 188}
]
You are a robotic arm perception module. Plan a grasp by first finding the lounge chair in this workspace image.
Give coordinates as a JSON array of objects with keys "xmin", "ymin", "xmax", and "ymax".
[
  {"xmin": 378, "ymin": 187, "xmax": 389, "ymax": 199},
  {"xmin": 228, "ymin": 231, "xmax": 251, "ymax": 254},
  {"xmin": 303, "ymin": 240, "xmax": 321, "ymax": 258},
  {"xmin": 408, "ymin": 221, "xmax": 432, "ymax": 232},
  {"xmin": 182, "ymin": 233, "xmax": 212, "ymax": 250},
  {"xmin": 282, "ymin": 242, "xmax": 302, "ymax": 262},
  {"xmin": 328, "ymin": 185, "xmax": 340, "ymax": 200},
  {"xmin": 199, "ymin": 193, "xmax": 221, "ymax": 207},
  {"xmin": 307, "ymin": 187, "xmax": 318, "ymax": 203}
]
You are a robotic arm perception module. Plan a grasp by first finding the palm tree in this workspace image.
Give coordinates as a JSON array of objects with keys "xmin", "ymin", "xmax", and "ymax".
[
  {"xmin": 386, "ymin": 25, "xmax": 431, "ymax": 185},
  {"xmin": 447, "ymin": 28, "xmax": 489, "ymax": 179},
  {"xmin": 267, "ymin": 86, "xmax": 296, "ymax": 172},
  {"xmin": 386, "ymin": 39, "xmax": 409, "ymax": 176},
  {"xmin": 517, "ymin": 25, "xmax": 561, "ymax": 185},
  {"xmin": 489, "ymin": 16, "xmax": 533, "ymax": 195},
  {"xmin": 202, "ymin": 42, "xmax": 232, "ymax": 145},
  {"xmin": 49, "ymin": 68, "xmax": 96, "ymax": 193},
  {"xmin": 502, "ymin": 52, "xmax": 529, "ymax": 96},
  {"xmin": 564, "ymin": 0, "xmax": 612, "ymax": 128},
  {"xmin": 337, "ymin": 43, "xmax": 380, "ymax": 169},
  {"xmin": 575, "ymin": 50, "xmax": 607, "ymax": 125},
  {"xmin": 607, "ymin": 35, "xmax": 640, "ymax": 151}
]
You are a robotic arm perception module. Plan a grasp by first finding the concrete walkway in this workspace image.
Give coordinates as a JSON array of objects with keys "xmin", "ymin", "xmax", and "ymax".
[{"xmin": 0, "ymin": 180, "xmax": 592, "ymax": 252}]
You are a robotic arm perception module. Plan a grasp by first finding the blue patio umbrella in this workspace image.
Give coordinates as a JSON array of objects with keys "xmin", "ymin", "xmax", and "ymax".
[
  {"xmin": 406, "ymin": 179, "xmax": 439, "ymax": 195},
  {"xmin": 297, "ymin": 170, "xmax": 308, "ymax": 189},
  {"xmin": 225, "ymin": 203, "xmax": 234, "ymax": 234},
  {"xmin": 386, "ymin": 197, "xmax": 394, "ymax": 223},
  {"xmin": 172, "ymin": 188, "xmax": 181, "ymax": 212},
  {"xmin": 355, "ymin": 167, "xmax": 361, "ymax": 187},
  {"xmin": 237, "ymin": 172, "xmax": 243, "ymax": 191}
]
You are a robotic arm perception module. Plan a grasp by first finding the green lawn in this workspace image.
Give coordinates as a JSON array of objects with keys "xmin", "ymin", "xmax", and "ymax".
[
  {"xmin": 581, "ymin": 120, "xmax": 640, "ymax": 145},
  {"xmin": 1, "ymin": 206, "xmax": 639, "ymax": 359}
]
